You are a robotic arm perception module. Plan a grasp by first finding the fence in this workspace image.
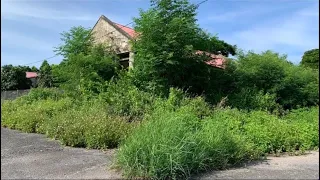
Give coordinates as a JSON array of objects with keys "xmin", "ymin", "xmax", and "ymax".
[{"xmin": 1, "ymin": 89, "xmax": 31, "ymax": 101}]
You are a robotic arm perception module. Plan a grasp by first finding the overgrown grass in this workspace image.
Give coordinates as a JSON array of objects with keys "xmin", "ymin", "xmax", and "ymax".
[
  {"xmin": 2, "ymin": 96, "xmax": 137, "ymax": 149},
  {"xmin": 116, "ymin": 104, "xmax": 319, "ymax": 179},
  {"xmin": 44, "ymin": 101, "xmax": 137, "ymax": 148},
  {"xmin": 209, "ymin": 108, "xmax": 319, "ymax": 154},
  {"xmin": 1, "ymin": 87, "xmax": 318, "ymax": 180},
  {"xmin": 115, "ymin": 104, "xmax": 262, "ymax": 179}
]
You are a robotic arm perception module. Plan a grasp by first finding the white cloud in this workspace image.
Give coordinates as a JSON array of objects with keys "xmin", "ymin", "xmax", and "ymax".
[
  {"xmin": 207, "ymin": 5, "xmax": 287, "ymax": 23},
  {"xmin": 1, "ymin": 0, "xmax": 97, "ymax": 21},
  {"xmin": 219, "ymin": 3, "xmax": 319, "ymax": 64},
  {"xmin": 1, "ymin": 30, "xmax": 55, "ymax": 51}
]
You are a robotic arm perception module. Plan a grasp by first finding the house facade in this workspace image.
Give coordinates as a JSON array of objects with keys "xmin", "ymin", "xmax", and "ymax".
[
  {"xmin": 91, "ymin": 15, "xmax": 136, "ymax": 69},
  {"xmin": 91, "ymin": 15, "xmax": 225, "ymax": 69}
]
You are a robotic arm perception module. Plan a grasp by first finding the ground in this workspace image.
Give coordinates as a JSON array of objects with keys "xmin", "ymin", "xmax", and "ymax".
[
  {"xmin": 1, "ymin": 127, "xmax": 121, "ymax": 179},
  {"xmin": 1, "ymin": 127, "xmax": 319, "ymax": 179}
]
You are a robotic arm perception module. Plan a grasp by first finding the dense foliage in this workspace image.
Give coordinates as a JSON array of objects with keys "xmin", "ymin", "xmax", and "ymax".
[
  {"xmin": 131, "ymin": 0, "xmax": 237, "ymax": 96},
  {"xmin": 38, "ymin": 60, "xmax": 53, "ymax": 88},
  {"xmin": 226, "ymin": 50, "xmax": 319, "ymax": 111},
  {"xmin": 52, "ymin": 44, "xmax": 120, "ymax": 98},
  {"xmin": 1, "ymin": 65, "xmax": 32, "ymax": 91},
  {"xmin": 300, "ymin": 48, "xmax": 319, "ymax": 69},
  {"xmin": 54, "ymin": 26, "xmax": 94, "ymax": 59}
]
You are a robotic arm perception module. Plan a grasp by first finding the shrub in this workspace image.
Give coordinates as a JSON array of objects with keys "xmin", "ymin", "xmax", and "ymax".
[
  {"xmin": 282, "ymin": 107, "xmax": 319, "ymax": 150},
  {"xmin": 1, "ymin": 98, "xmax": 74, "ymax": 133},
  {"xmin": 211, "ymin": 108, "xmax": 319, "ymax": 154},
  {"xmin": 45, "ymin": 100, "xmax": 136, "ymax": 148},
  {"xmin": 116, "ymin": 106, "xmax": 260, "ymax": 179},
  {"xmin": 116, "ymin": 107, "xmax": 202, "ymax": 179},
  {"xmin": 278, "ymin": 65, "xmax": 319, "ymax": 109},
  {"xmin": 230, "ymin": 50, "xmax": 319, "ymax": 111},
  {"xmin": 227, "ymin": 88, "xmax": 279, "ymax": 112},
  {"xmin": 19, "ymin": 87, "xmax": 65, "ymax": 103},
  {"xmin": 196, "ymin": 116, "xmax": 262, "ymax": 169},
  {"xmin": 2, "ymin": 100, "xmax": 27, "ymax": 129},
  {"xmin": 101, "ymin": 74, "xmax": 156, "ymax": 121},
  {"xmin": 85, "ymin": 115, "xmax": 137, "ymax": 149}
]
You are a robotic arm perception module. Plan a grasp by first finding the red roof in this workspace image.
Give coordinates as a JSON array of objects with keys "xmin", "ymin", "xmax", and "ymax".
[
  {"xmin": 113, "ymin": 23, "xmax": 137, "ymax": 38},
  {"xmin": 113, "ymin": 22, "xmax": 225, "ymax": 69},
  {"xmin": 26, "ymin": 72, "xmax": 38, "ymax": 78},
  {"xmin": 196, "ymin": 51, "xmax": 226, "ymax": 69}
]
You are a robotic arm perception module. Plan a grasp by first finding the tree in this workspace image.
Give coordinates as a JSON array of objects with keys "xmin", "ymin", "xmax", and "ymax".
[
  {"xmin": 300, "ymin": 49, "xmax": 319, "ymax": 70},
  {"xmin": 227, "ymin": 50, "xmax": 319, "ymax": 110},
  {"xmin": 31, "ymin": 66, "xmax": 39, "ymax": 72},
  {"xmin": 56, "ymin": 44, "xmax": 120, "ymax": 97},
  {"xmin": 54, "ymin": 26, "xmax": 94, "ymax": 60},
  {"xmin": 131, "ymin": 0, "xmax": 236, "ymax": 96},
  {"xmin": 38, "ymin": 60, "xmax": 53, "ymax": 88},
  {"xmin": 1, "ymin": 65, "xmax": 32, "ymax": 91}
]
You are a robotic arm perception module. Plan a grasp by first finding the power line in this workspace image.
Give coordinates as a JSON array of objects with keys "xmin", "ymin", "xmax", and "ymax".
[
  {"xmin": 19, "ymin": 0, "xmax": 209, "ymax": 66},
  {"xmin": 196, "ymin": 0, "xmax": 208, "ymax": 7},
  {"xmin": 21, "ymin": 55, "xmax": 59, "ymax": 66}
]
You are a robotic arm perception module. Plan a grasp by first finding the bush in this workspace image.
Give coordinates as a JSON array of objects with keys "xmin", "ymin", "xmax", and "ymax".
[
  {"xmin": 116, "ymin": 107, "xmax": 202, "ymax": 179},
  {"xmin": 1, "ymin": 98, "xmax": 74, "ymax": 133},
  {"xmin": 44, "ymin": 100, "xmax": 136, "ymax": 148},
  {"xmin": 19, "ymin": 88, "xmax": 65, "ymax": 103},
  {"xmin": 228, "ymin": 88, "xmax": 279, "ymax": 112},
  {"xmin": 197, "ymin": 116, "xmax": 262, "ymax": 169},
  {"xmin": 229, "ymin": 50, "xmax": 319, "ymax": 111},
  {"xmin": 101, "ymin": 73, "xmax": 156, "ymax": 121},
  {"xmin": 211, "ymin": 108, "xmax": 319, "ymax": 154},
  {"xmin": 116, "ymin": 105, "xmax": 260, "ymax": 179},
  {"xmin": 282, "ymin": 107, "xmax": 319, "ymax": 150}
]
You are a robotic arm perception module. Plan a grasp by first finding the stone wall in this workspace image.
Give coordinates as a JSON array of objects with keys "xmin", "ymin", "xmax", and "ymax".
[{"xmin": 91, "ymin": 16, "xmax": 131, "ymax": 54}]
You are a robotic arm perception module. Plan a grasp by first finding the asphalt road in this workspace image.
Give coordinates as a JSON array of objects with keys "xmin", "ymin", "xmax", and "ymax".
[
  {"xmin": 195, "ymin": 151, "xmax": 319, "ymax": 179},
  {"xmin": 1, "ymin": 127, "xmax": 319, "ymax": 179},
  {"xmin": 1, "ymin": 127, "xmax": 121, "ymax": 179}
]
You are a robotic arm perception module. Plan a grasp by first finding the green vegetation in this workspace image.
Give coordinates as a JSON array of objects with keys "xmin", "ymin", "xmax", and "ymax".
[
  {"xmin": 300, "ymin": 48, "xmax": 319, "ymax": 70},
  {"xmin": 1, "ymin": 0, "xmax": 319, "ymax": 179},
  {"xmin": 1, "ymin": 65, "xmax": 33, "ymax": 91},
  {"xmin": 38, "ymin": 60, "xmax": 53, "ymax": 88},
  {"xmin": 116, "ymin": 100, "xmax": 318, "ymax": 179}
]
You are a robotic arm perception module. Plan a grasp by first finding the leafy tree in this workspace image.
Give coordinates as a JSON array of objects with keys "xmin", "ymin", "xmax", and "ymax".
[
  {"xmin": 38, "ymin": 60, "xmax": 53, "ymax": 88},
  {"xmin": 234, "ymin": 50, "xmax": 287, "ymax": 93},
  {"xmin": 56, "ymin": 44, "xmax": 120, "ymax": 97},
  {"xmin": 31, "ymin": 66, "xmax": 39, "ymax": 72},
  {"xmin": 1, "ymin": 65, "xmax": 32, "ymax": 91},
  {"xmin": 300, "ymin": 49, "xmax": 319, "ymax": 70},
  {"xmin": 227, "ymin": 50, "xmax": 319, "ymax": 110},
  {"xmin": 131, "ymin": 0, "xmax": 236, "ymax": 96},
  {"xmin": 54, "ymin": 26, "xmax": 94, "ymax": 60}
]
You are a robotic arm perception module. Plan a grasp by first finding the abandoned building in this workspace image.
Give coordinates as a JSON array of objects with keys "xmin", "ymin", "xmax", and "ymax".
[{"xmin": 91, "ymin": 15, "xmax": 225, "ymax": 69}]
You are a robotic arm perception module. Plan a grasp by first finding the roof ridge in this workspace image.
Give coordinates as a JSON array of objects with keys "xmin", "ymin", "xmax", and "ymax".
[{"xmin": 112, "ymin": 22, "xmax": 134, "ymax": 30}]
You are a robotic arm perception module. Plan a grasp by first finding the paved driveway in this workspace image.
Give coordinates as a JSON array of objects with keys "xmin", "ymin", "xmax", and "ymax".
[
  {"xmin": 1, "ymin": 127, "xmax": 319, "ymax": 179},
  {"xmin": 1, "ymin": 127, "xmax": 121, "ymax": 179},
  {"xmin": 195, "ymin": 151, "xmax": 319, "ymax": 179}
]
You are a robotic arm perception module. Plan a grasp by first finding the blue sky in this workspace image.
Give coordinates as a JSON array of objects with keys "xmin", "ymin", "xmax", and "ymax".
[{"xmin": 1, "ymin": 0, "xmax": 319, "ymax": 68}]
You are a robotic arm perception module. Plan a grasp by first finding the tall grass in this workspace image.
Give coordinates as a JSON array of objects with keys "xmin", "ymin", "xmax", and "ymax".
[
  {"xmin": 115, "ymin": 104, "xmax": 262, "ymax": 179},
  {"xmin": 116, "ymin": 106, "xmax": 319, "ymax": 179},
  {"xmin": 1, "ymin": 87, "xmax": 318, "ymax": 180},
  {"xmin": 2, "ymin": 96, "xmax": 137, "ymax": 149}
]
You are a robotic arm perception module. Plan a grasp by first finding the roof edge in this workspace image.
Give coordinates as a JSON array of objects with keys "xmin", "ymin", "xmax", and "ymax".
[{"xmin": 95, "ymin": 15, "xmax": 133, "ymax": 40}]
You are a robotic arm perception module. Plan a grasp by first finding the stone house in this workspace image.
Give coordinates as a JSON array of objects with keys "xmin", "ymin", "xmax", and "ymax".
[
  {"xmin": 91, "ymin": 15, "xmax": 136, "ymax": 69},
  {"xmin": 91, "ymin": 15, "xmax": 225, "ymax": 69}
]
